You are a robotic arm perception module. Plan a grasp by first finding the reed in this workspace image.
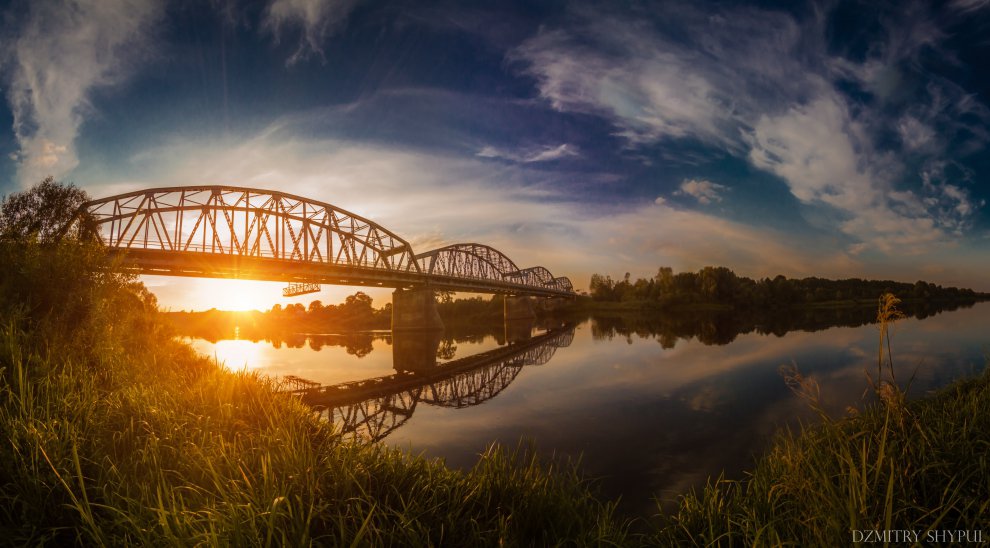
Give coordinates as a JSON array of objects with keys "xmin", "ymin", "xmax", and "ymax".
[
  {"xmin": 649, "ymin": 294, "xmax": 990, "ymax": 545},
  {"xmin": 0, "ymin": 305, "xmax": 630, "ymax": 545}
]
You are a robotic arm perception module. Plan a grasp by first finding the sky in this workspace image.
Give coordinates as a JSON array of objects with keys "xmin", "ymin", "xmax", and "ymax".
[{"xmin": 1, "ymin": 0, "xmax": 989, "ymax": 310}]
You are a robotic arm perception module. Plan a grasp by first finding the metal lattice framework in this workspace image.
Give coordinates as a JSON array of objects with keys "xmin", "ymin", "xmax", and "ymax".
[
  {"xmin": 69, "ymin": 186, "xmax": 576, "ymax": 297},
  {"xmin": 416, "ymin": 243, "xmax": 573, "ymax": 293},
  {"xmin": 506, "ymin": 266, "xmax": 555, "ymax": 289},
  {"xmin": 420, "ymin": 362, "xmax": 523, "ymax": 408},
  {"xmin": 415, "ymin": 243, "xmax": 520, "ymax": 280},
  {"xmin": 81, "ymin": 186, "xmax": 417, "ymax": 268},
  {"xmin": 301, "ymin": 326, "xmax": 575, "ymax": 442},
  {"xmin": 318, "ymin": 389, "xmax": 421, "ymax": 442}
]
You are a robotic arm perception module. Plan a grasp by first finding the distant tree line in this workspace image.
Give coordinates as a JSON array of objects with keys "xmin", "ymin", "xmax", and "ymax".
[
  {"xmin": 269, "ymin": 291, "xmax": 390, "ymax": 330},
  {"xmin": 588, "ymin": 266, "xmax": 986, "ymax": 308},
  {"xmin": 166, "ymin": 292, "xmax": 516, "ymax": 342}
]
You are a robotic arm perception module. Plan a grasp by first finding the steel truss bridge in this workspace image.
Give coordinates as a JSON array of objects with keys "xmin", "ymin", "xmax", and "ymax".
[
  {"xmin": 294, "ymin": 327, "xmax": 575, "ymax": 442},
  {"xmin": 66, "ymin": 186, "xmax": 575, "ymax": 297}
]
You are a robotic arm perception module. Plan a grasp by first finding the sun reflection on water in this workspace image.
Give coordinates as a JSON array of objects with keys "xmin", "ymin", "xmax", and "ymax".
[{"xmin": 212, "ymin": 337, "xmax": 264, "ymax": 371}]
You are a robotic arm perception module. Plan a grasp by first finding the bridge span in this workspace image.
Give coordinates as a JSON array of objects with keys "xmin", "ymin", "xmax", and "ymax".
[{"xmin": 64, "ymin": 186, "xmax": 576, "ymax": 329}]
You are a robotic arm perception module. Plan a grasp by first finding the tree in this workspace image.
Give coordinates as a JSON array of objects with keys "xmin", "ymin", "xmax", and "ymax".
[
  {"xmin": 0, "ymin": 176, "xmax": 96, "ymax": 243},
  {"xmin": 589, "ymin": 274, "xmax": 616, "ymax": 301},
  {"xmin": 0, "ymin": 178, "xmax": 144, "ymax": 348},
  {"xmin": 655, "ymin": 267, "xmax": 674, "ymax": 301}
]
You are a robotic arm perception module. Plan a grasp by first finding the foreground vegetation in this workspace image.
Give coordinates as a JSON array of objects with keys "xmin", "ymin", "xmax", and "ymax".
[
  {"xmin": 654, "ymin": 367, "xmax": 990, "ymax": 544},
  {"xmin": 2, "ymin": 180, "xmax": 988, "ymax": 544}
]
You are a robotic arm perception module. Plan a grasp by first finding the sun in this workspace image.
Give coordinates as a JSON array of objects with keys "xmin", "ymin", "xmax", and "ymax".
[
  {"xmin": 143, "ymin": 276, "xmax": 284, "ymax": 312},
  {"xmin": 205, "ymin": 279, "xmax": 280, "ymax": 311}
]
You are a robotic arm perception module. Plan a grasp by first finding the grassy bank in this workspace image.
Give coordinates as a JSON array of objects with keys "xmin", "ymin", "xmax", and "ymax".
[
  {"xmin": 0, "ymin": 261, "xmax": 630, "ymax": 546},
  {"xmin": 6, "ymin": 267, "xmax": 987, "ymax": 546},
  {"xmin": 651, "ymin": 366, "xmax": 990, "ymax": 544}
]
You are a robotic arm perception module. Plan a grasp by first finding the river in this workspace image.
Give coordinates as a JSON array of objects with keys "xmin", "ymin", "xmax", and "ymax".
[{"xmin": 184, "ymin": 301, "xmax": 989, "ymax": 518}]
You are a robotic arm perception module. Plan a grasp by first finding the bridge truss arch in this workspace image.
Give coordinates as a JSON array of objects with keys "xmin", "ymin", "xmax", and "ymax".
[
  {"xmin": 415, "ymin": 243, "xmax": 574, "ymax": 295},
  {"xmin": 414, "ymin": 243, "xmax": 520, "ymax": 280},
  {"xmin": 70, "ymin": 186, "xmax": 420, "ymax": 272},
  {"xmin": 66, "ymin": 186, "xmax": 575, "ymax": 296}
]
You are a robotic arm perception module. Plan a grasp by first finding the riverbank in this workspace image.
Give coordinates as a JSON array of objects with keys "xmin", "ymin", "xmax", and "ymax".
[
  {"xmin": 6, "ymin": 302, "xmax": 987, "ymax": 544},
  {"xmin": 650, "ymin": 367, "xmax": 990, "ymax": 544},
  {"xmin": 0, "ymin": 302, "xmax": 631, "ymax": 545},
  {"xmin": 564, "ymin": 294, "xmax": 990, "ymax": 314},
  {"xmin": 2, "ymin": 246, "xmax": 986, "ymax": 543}
]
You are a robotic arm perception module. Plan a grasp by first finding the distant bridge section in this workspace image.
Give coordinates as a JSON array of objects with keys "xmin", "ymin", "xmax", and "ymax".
[{"xmin": 67, "ymin": 186, "xmax": 575, "ymax": 300}]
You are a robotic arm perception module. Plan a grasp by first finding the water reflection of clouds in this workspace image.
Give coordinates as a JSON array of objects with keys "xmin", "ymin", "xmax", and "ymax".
[
  {"xmin": 387, "ymin": 303, "xmax": 989, "ymax": 518},
  {"xmin": 189, "ymin": 303, "xmax": 989, "ymax": 519}
]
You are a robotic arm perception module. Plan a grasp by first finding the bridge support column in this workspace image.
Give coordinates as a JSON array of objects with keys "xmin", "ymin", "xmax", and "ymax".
[
  {"xmin": 504, "ymin": 295, "xmax": 536, "ymax": 322},
  {"xmin": 392, "ymin": 288, "xmax": 444, "ymax": 332}
]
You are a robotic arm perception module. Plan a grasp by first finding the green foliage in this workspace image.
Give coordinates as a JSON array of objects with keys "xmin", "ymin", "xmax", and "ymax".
[
  {"xmin": 588, "ymin": 266, "xmax": 984, "ymax": 309},
  {"xmin": 0, "ymin": 176, "xmax": 96, "ymax": 244}
]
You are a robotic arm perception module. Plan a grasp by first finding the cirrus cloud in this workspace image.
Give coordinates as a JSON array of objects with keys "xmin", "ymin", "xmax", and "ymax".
[
  {"xmin": 2, "ymin": 0, "xmax": 163, "ymax": 187},
  {"xmin": 511, "ymin": 2, "xmax": 987, "ymax": 255}
]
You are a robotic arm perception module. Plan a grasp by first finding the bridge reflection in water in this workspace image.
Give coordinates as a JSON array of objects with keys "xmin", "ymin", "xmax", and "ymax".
[{"xmin": 286, "ymin": 324, "xmax": 575, "ymax": 443}]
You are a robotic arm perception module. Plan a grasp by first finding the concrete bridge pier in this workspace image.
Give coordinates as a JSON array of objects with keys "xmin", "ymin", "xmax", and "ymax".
[
  {"xmin": 504, "ymin": 295, "xmax": 536, "ymax": 322},
  {"xmin": 392, "ymin": 288, "xmax": 445, "ymax": 332}
]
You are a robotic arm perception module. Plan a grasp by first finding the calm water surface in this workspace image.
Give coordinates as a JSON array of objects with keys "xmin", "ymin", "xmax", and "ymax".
[{"xmin": 186, "ymin": 302, "xmax": 989, "ymax": 517}]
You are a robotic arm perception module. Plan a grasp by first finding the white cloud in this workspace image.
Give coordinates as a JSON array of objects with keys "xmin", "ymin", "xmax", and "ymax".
[
  {"xmin": 747, "ymin": 95, "xmax": 979, "ymax": 253},
  {"xmin": 511, "ymin": 6, "xmax": 818, "ymax": 151},
  {"xmin": 676, "ymin": 179, "xmax": 727, "ymax": 205},
  {"xmin": 476, "ymin": 143, "xmax": 579, "ymax": 163},
  {"xmin": 526, "ymin": 143, "xmax": 579, "ymax": 162},
  {"xmin": 897, "ymin": 115, "xmax": 936, "ymax": 151},
  {"xmin": 511, "ymin": 4, "xmax": 985, "ymax": 255},
  {"xmin": 949, "ymin": 0, "xmax": 990, "ymax": 13},
  {"xmin": 2, "ymin": 0, "xmax": 162, "ymax": 187},
  {"xmin": 264, "ymin": 0, "xmax": 363, "ymax": 65}
]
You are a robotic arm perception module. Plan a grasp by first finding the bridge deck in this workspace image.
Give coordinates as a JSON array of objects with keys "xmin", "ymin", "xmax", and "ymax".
[{"xmin": 113, "ymin": 249, "xmax": 574, "ymax": 297}]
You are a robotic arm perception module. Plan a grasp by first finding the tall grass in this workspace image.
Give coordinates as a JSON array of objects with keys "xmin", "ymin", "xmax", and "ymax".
[
  {"xmin": 650, "ymin": 293, "xmax": 990, "ymax": 545},
  {"xmin": 0, "ymin": 318, "xmax": 631, "ymax": 545}
]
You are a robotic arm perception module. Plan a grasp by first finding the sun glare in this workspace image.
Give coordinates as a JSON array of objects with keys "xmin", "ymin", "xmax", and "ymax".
[
  {"xmin": 142, "ymin": 276, "xmax": 283, "ymax": 311},
  {"xmin": 206, "ymin": 279, "xmax": 277, "ymax": 311},
  {"xmin": 212, "ymin": 339, "xmax": 264, "ymax": 371}
]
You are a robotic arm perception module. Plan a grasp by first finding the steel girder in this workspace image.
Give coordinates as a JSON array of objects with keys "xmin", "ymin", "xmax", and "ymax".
[
  {"xmin": 415, "ymin": 243, "xmax": 520, "ymax": 280},
  {"xmin": 419, "ymin": 362, "xmax": 523, "ymax": 408},
  {"xmin": 68, "ymin": 186, "xmax": 576, "ymax": 296},
  {"xmin": 71, "ymin": 186, "xmax": 420, "ymax": 272},
  {"xmin": 552, "ymin": 277, "xmax": 574, "ymax": 292},
  {"xmin": 416, "ymin": 243, "xmax": 573, "ymax": 294},
  {"xmin": 320, "ymin": 389, "xmax": 420, "ymax": 442},
  {"xmin": 505, "ymin": 266, "xmax": 555, "ymax": 289}
]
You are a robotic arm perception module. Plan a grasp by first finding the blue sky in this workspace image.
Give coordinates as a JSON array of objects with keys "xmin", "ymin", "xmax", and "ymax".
[{"xmin": 2, "ymin": 0, "xmax": 989, "ymax": 309}]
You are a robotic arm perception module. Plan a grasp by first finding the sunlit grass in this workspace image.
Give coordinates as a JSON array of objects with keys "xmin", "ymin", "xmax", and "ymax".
[{"xmin": 0, "ymin": 319, "xmax": 631, "ymax": 545}]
